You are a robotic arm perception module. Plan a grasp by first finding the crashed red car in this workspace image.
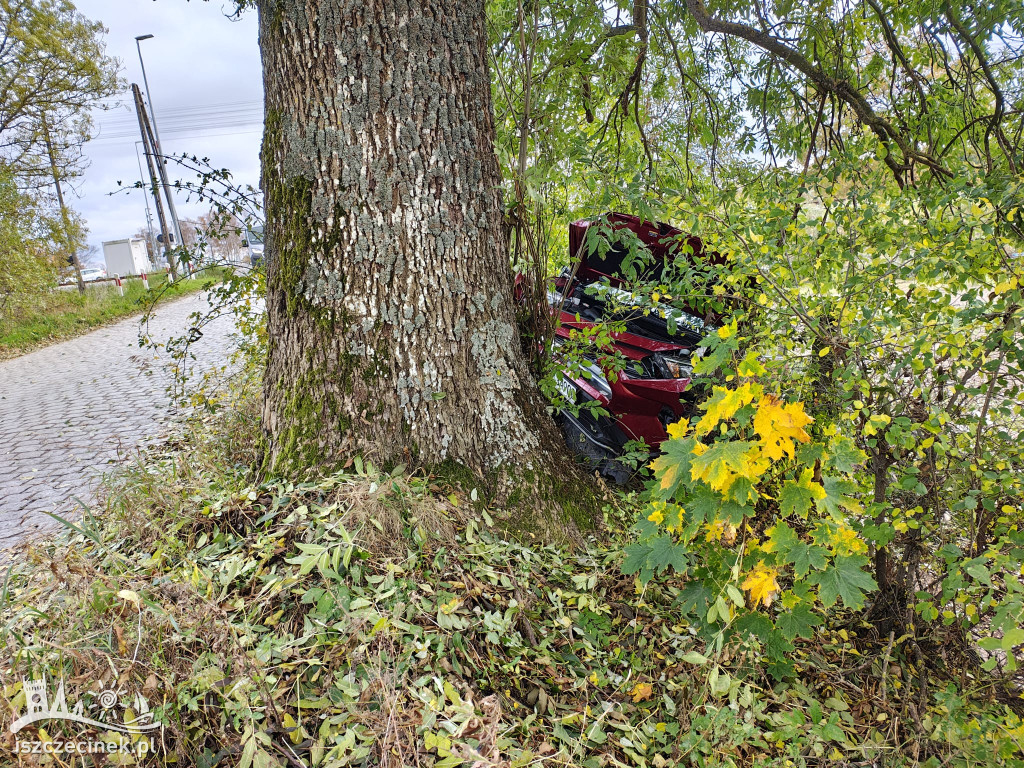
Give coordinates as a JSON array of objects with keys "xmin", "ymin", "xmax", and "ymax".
[{"xmin": 546, "ymin": 213, "xmax": 719, "ymax": 482}]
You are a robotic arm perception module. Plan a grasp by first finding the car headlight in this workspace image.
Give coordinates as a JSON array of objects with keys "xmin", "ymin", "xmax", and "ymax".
[
  {"xmin": 577, "ymin": 360, "xmax": 613, "ymax": 399},
  {"xmin": 653, "ymin": 353, "xmax": 692, "ymax": 379}
]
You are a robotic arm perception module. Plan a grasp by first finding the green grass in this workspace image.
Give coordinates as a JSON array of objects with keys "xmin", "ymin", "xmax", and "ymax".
[
  {"xmin": 0, "ymin": 266, "xmax": 229, "ymax": 359},
  {"xmin": 0, "ymin": 374, "xmax": 1018, "ymax": 766}
]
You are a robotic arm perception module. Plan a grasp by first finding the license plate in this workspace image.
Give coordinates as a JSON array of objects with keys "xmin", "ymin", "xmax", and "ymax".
[{"xmin": 557, "ymin": 376, "xmax": 577, "ymax": 403}]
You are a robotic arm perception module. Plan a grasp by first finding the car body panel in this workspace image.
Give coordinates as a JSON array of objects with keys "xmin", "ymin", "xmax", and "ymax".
[
  {"xmin": 569, "ymin": 212, "xmax": 705, "ymax": 286},
  {"xmin": 543, "ymin": 213, "xmax": 717, "ymax": 474}
]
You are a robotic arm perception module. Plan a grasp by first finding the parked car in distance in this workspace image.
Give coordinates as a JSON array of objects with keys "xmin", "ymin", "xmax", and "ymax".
[
  {"xmin": 58, "ymin": 267, "xmax": 107, "ymax": 286},
  {"xmin": 80, "ymin": 268, "xmax": 107, "ymax": 282}
]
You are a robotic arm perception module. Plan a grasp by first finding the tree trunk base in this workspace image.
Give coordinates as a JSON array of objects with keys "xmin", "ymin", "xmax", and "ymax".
[{"xmin": 430, "ymin": 456, "xmax": 609, "ymax": 546}]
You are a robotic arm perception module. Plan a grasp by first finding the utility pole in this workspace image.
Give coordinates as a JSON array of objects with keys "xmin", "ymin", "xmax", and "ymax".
[
  {"xmin": 41, "ymin": 115, "xmax": 85, "ymax": 295},
  {"xmin": 135, "ymin": 35, "xmax": 183, "ymax": 250},
  {"xmin": 132, "ymin": 83, "xmax": 178, "ymax": 280}
]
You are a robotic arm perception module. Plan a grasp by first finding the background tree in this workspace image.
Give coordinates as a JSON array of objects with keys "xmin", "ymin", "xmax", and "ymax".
[
  {"xmin": 0, "ymin": 0, "xmax": 120, "ymax": 183},
  {"xmin": 0, "ymin": 0, "xmax": 120, "ymax": 296},
  {"xmin": 196, "ymin": 207, "xmax": 244, "ymax": 262},
  {"xmin": 177, "ymin": 217, "xmax": 200, "ymax": 250},
  {"xmin": 0, "ymin": 166, "xmax": 54, "ymax": 318}
]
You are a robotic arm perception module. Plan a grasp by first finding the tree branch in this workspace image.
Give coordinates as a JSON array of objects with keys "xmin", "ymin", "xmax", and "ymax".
[{"xmin": 682, "ymin": 0, "xmax": 951, "ymax": 186}]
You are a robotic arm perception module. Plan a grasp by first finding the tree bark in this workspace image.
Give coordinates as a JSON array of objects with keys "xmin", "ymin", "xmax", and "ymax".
[{"xmin": 256, "ymin": 0, "xmax": 582, "ymax": 515}]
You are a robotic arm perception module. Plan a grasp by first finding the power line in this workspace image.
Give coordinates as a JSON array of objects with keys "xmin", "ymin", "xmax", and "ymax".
[
  {"xmin": 99, "ymin": 105, "xmax": 264, "ymax": 126},
  {"xmin": 91, "ymin": 120, "xmax": 264, "ymax": 142},
  {"xmin": 97, "ymin": 107, "xmax": 263, "ymax": 129},
  {"xmin": 91, "ymin": 99, "xmax": 264, "ymax": 140}
]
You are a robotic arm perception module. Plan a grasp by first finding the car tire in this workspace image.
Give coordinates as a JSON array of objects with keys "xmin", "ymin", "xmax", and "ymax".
[{"xmin": 559, "ymin": 417, "xmax": 632, "ymax": 485}]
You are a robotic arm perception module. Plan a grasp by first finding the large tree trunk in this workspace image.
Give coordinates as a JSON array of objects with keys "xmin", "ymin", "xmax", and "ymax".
[{"xmin": 257, "ymin": 0, "xmax": 584, "ymax": 520}]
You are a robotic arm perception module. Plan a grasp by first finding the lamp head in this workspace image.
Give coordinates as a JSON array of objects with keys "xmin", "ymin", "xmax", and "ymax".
[{"xmin": 135, "ymin": 34, "xmax": 154, "ymax": 42}]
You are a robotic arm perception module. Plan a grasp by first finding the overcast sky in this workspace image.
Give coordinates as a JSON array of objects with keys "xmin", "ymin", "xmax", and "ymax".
[{"xmin": 71, "ymin": 1, "xmax": 264, "ymax": 263}]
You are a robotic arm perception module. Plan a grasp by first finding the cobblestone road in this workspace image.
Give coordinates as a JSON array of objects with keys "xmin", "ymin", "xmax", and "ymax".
[{"xmin": 0, "ymin": 292, "xmax": 239, "ymax": 549}]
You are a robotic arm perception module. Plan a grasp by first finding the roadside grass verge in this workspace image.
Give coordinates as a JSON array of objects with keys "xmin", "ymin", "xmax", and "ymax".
[
  {"xmin": 0, "ymin": 378, "xmax": 1020, "ymax": 766},
  {"xmin": 0, "ymin": 266, "xmax": 230, "ymax": 359}
]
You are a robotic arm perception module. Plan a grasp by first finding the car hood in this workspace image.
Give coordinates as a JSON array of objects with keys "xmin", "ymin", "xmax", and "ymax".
[{"xmin": 569, "ymin": 212, "xmax": 706, "ymax": 286}]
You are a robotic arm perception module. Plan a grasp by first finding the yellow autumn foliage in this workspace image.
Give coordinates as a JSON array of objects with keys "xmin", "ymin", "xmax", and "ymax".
[
  {"xmin": 693, "ymin": 382, "xmax": 762, "ymax": 436},
  {"xmin": 752, "ymin": 395, "xmax": 814, "ymax": 460},
  {"xmin": 741, "ymin": 562, "xmax": 781, "ymax": 608}
]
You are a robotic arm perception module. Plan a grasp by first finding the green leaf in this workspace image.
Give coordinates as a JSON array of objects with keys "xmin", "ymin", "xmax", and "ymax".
[
  {"xmin": 817, "ymin": 476, "xmax": 859, "ymax": 520},
  {"xmin": 648, "ymin": 535, "xmax": 688, "ymax": 575},
  {"xmin": 734, "ymin": 611, "xmax": 772, "ymax": 638},
  {"xmin": 788, "ymin": 542, "xmax": 829, "ymax": 578},
  {"xmin": 768, "ymin": 522, "xmax": 827, "ymax": 577},
  {"xmin": 689, "ymin": 440, "xmax": 755, "ymax": 492},
  {"xmin": 727, "ymin": 475, "xmax": 758, "ymax": 506},
  {"xmin": 239, "ymin": 736, "xmax": 258, "ymax": 768},
  {"xmin": 678, "ymin": 581, "xmax": 713, "ymax": 617},
  {"xmin": 693, "ymin": 342, "xmax": 732, "ymax": 375},
  {"xmin": 827, "ymin": 436, "xmax": 866, "ymax": 473},
  {"xmin": 763, "ymin": 626, "xmax": 795, "ymax": 659},
  {"xmin": 621, "ymin": 542, "xmax": 652, "ymax": 577},
  {"xmin": 811, "ymin": 555, "xmax": 877, "ymax": 609},
  {"xmin": 686, "ymin": 485, "xmax": 720, "ymax": 524},
  {"xmin": 796, "ymin": 442, "xmax": 827, "ymax": 465},
  {"xmin": 1001, "ymin": 627, "xmax": 1024, "ymax": 650},
  {"xmin": 776, "ymin": 603, "xmax": 821, "ymax": 640},
  {"xmin": 767, "ymin": 521, "xmax": 800, "ymax": 551},
  {"xmin": 650, "ymin": 436, "xmax": 698, "ymax": 499},
  {"xmin": 780, "ymin": 479, "xmax": 816, "ymax": 518}
]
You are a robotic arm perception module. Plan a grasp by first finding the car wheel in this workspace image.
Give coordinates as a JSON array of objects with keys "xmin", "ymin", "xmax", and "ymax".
[{"xmin": 559, "ymin": 417, "xmax": 633, "ymax": 485}]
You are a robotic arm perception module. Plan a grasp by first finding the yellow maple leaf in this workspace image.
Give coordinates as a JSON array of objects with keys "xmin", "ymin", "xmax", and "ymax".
[
  {"xmin": 697, "ymin": 457, "xmax": 740, "ymax": 493},
  {"xmin": 631, "ymin": 682, "xmax": 654, "ymax": 702},
  {"xmin": 692, "ymin": 442, "xmax": 771, "ymax": 494},
  {"xmin": 705, "ymin": 520, "xmax": 738, "ymax": 544},
  {"xmin": 753, "ymin": 395, "xmax": 813, "ymax": 460},
  {"xmin": 741, "ymin": 562, "xmax": 780, "ymax": 608},
  {"xmin": 694, "ymin": 383, "xmax": 760, "ymax": 436},
  {"xmin": 739, "ymin": 444, "xmax": 771, "ymax": 482},
  {"xmin": 666, "ymin": 420, "xmax": 689, "ymax": 440},
  {"xmin": 651, "ymin": 454, "xmax": 681, "ymax": 492},
  {"xmin": 827, "ymin": 523, "xmax": 867, "ymax": 555},
  {"xmin": 665, "ymin": 505, "xmax": 686, "ymax": 533}
]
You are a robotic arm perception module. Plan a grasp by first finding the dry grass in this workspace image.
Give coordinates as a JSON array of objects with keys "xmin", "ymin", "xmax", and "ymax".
[{"xmin": 0, "ymin": 379, "xmax": 1020, "ymax": 767}]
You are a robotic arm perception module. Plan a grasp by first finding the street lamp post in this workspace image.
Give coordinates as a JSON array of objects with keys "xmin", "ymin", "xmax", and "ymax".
[{"xmin": 135, "ymin": 34, "xmax": 183, "ymax": 252}]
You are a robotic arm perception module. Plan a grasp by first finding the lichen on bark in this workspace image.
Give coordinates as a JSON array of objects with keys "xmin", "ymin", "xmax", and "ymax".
[{"xmin": 256, "ymin": 0, "xmax": 599, "ymax": 532}]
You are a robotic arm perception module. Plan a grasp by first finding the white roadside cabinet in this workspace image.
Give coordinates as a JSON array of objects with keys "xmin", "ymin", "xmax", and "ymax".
[{"xmin": 102, "ymin": 238, "xmax": 153, "ymax": 277}]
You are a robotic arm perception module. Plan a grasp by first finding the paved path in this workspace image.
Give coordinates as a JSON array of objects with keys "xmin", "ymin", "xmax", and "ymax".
[{"xmin": 0, "ymin": 292, "xmax": 239, "ymax": 549}]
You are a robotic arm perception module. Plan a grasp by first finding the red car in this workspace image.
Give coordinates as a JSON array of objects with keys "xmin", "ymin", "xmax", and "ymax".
[{"xmin": 547, "ymin": 213, "xmax": 717, "ymax": 482}]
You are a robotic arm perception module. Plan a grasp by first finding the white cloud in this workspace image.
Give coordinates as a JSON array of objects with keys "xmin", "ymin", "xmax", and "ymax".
[{"xmin": 69, "ymin": 1, "xmax": 264, "ymax": 262}]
